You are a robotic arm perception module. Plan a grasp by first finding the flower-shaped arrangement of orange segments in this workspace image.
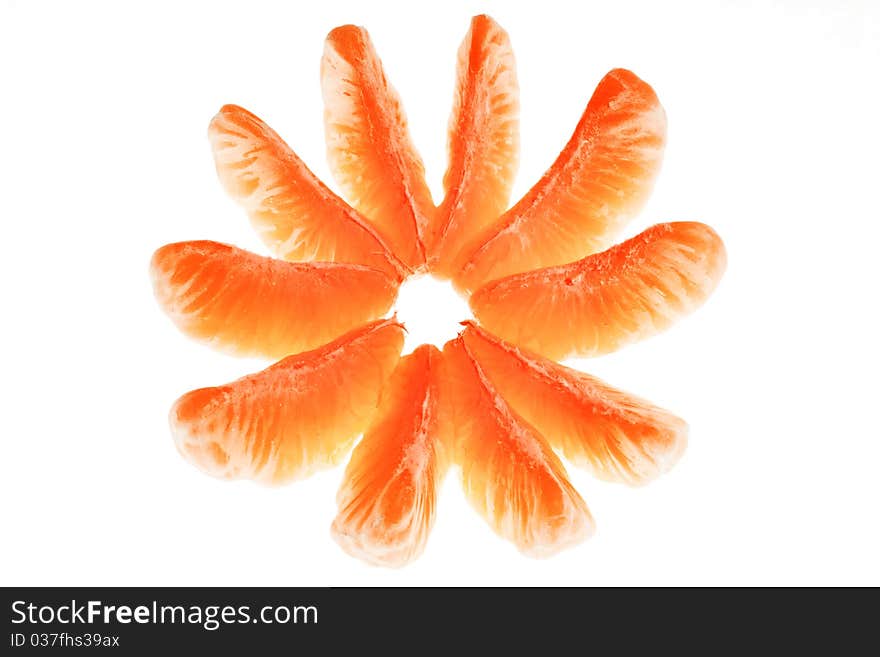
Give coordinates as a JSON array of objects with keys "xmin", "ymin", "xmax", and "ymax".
[{"xmin": 150, "ymin": 15, "xmax": 726, "ymax": 566}]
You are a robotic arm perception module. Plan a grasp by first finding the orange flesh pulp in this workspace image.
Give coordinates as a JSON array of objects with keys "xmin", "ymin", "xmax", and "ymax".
[
  {"xmin": 170, "ymin": 318, "xmax": 404, "ymax": 486},
  {"xmin": 454, "ymin": 68, "xmax": 667, "ymax": 294},
  {"xmin": 208, "ymin": 104, "xmax": 407, "ymax": 281},
  {"xmin": 429, "ymin": 14, "xmax": 519, "ymax": 278},
  {"xmin": 469, "ymin": 222, "xmax": 727, "ymax": 360},
  {"xmin": 150, "ymin": 240, "xmax": 399, "ymax": 359},
  {"xmin": 442, "ymin": 336, "xmax": 594, "ymax": 556},
  {"xmin": 150, "ymin": 14, "xmax": 732, "ymax": 566},
  {"xmin": 322, "ymin": 25, "xmax": 435, "ymax": 271},
  {"xmin": 333, "ymin": 345, "xmax": 450, "ymax": 567},
  {"xmin": 460, "ymin": 322, "xmax": 688, "ymax": 485}
]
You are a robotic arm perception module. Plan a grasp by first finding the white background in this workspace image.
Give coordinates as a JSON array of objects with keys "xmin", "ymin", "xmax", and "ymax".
[{"xmin": 2, "ymin": 0, "xmax": 878, "ymax": 586}]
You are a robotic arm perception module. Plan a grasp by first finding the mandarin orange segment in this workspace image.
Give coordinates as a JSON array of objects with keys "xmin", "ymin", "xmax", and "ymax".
[
  {"xmin": 150, "ymin": 240, "xmax": 399, "ymax": 359},
  {"xmin": 442, "ymin": 337, "xmax": 594, "ymax": 557},
  {"xmin": 460, "ymin": 322, "xmax": 687, "ymax": 485},
  {"xmin": 470, "ymin": 222, "xmax": 727, "ymax": 360},
  {"xmin": 322, "ymin": 25, "xmax": 434, "ymax": 270},
  {"xmin": 170, "ymin": 318, "xmax": 405, "ymax": 486},
  {"xmin": 428, "ymin": 14, "xmax": 519, "ymax": 278},
  {"xmin": 332, "ymin": 345, "xmax": 450, "ymax": 567},
  {"xmin": 208, "ymin": 104, "xmax": 406, "ymax": 281},
  {"xmin": 454, "ymin": 68, "xmax": 667, "ymax": 293}
]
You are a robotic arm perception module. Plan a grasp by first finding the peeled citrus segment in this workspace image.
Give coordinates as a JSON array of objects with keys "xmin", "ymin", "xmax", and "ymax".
[
  {"xmin": 428, "ymin": 14, "xmax": 519, "ymax": 278},
  {"xmin": 460, "ymin": 322, "xmax": 687, "ymax": 485},
  {"xmin": 150, "ymin": 241, "xmax": 399, "ymax": 359},
  {"xmin": 208, "ymin": 104, "xmax": 406, "ymax": 281},
  {"xmin": 170, "ymin": 318, "xmax": 405, "ymax": 486},
  {"xmin": 322, "ymin": 25, "xmax": 434, "ymax": 270},
  {"xmin": 470, "ymin": 222, "xmax": 727, "ymax": 360},
  {"xmin": 455, "ymin": 68, "xmax": 667, "ymax": 293},
  {"xmin": 333, "ymin": 345, "xmax": 449, "ymax": 567},
  {"xmin": 442, "ymin": 337, "xmax": 594, "ymax": 557}
]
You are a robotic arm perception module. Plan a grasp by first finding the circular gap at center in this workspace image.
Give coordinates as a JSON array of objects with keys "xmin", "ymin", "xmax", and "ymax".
[{"xmin": 393, "ymin": 274, "xmax": 473, "ymax": 353}]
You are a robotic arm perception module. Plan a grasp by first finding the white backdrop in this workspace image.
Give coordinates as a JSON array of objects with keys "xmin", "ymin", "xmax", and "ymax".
[{"xmin": 2, "ymin": 0, "xmax": 878, "ymax": 586}]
